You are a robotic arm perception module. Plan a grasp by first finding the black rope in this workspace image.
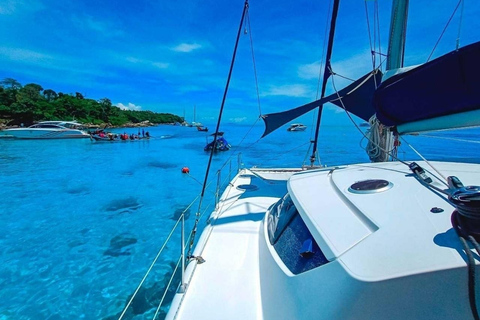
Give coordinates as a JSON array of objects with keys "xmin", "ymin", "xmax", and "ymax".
[{"xmin": 452, "ymin": 211, "xmax": 480, "ymax": 320}]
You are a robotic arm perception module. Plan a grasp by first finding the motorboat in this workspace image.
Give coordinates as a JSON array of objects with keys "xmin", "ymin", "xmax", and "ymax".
[
  {"xmin": 204, "ymin": 132, "xmax": 230, "ymax": 151},
  {"xmin": 119, "ymin": 1, "xmax": 480, "ymax": 319},
  {"xmin": 287, "ymin": 123, "xmax": 306, "ymax": 131},
  {"xmin": 2, "ymin": 121, "xmax": 90, "ymax": 139}
]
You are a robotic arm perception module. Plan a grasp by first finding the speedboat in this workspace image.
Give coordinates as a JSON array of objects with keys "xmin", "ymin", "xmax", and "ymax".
[
  {"xmin": 287, "ymin": 123, "xmax": 307, "ymax": 131},
  {"xmin": 204, "ymin": 132, "xmax": 230, "ymax": 151},
  {"xmin": 118, "ymin": 1, "xmax": 480, "ymax": 319},
  {"xmin": 2, "ymin": 121, "xmax": 90, "ymax": 139}
]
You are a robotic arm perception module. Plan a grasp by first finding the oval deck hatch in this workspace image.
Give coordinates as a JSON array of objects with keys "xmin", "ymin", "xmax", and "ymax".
[
  {"xmin": 237, "ymin": 184, "xmax": 259, "ymax": 191},
  {"xmin": 348, "ymin": 179, "xmax": 393, "ymax": 194}
]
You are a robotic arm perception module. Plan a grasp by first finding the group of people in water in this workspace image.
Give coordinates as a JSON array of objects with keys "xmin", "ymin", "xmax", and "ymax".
[{"xmin": 91, "ymin": 128, "xmax": 150, "ymax": 141}]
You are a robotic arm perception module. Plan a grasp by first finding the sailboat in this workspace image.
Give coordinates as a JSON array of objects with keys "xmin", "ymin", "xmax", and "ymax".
[
  {"xmin": 119, "ymin": 1, "xmax": 480, "ymax": 319},
  {"xmin": 191, "ymin": 105, "xmax": 203, "ymax": 127}
]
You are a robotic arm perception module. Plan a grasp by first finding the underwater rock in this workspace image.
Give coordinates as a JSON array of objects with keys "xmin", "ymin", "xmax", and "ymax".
[
  {"xmin": 105, "ymin": 197, "xmax": 142, "ymax": 214},
  {"xmin": 147, "ymin": 161, "xmax": 177, "ymax": 169},
  {"xmin": 116, "ymin": 261, "xmax": 180, "ymax": 317},
  {"xmin": 104, "ymin": 234, "xmax": 137, "ymax": 257},
  {"xmin": 66, "ymin": 185, "xmax": 90, "ymax": 195},
  {"xmin": 171, "ymin": 206, "xmax": 191, "ymax": 221}
]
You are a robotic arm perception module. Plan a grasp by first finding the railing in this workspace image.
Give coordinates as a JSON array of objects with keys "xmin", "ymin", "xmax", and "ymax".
[{"xmin": 118, "ymin": 153, "xmax": 243, "ymax": 320}]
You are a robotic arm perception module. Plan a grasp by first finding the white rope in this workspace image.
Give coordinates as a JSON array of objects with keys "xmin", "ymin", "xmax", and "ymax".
[{"xmin": 365, "ymin": 116, "xmax": 395, "ymax": 162}]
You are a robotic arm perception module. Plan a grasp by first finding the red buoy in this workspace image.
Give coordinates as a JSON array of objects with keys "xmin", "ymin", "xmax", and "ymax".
[{"xmin": 181, "ymin": 167, "xmax": 190, "ymax": 174}]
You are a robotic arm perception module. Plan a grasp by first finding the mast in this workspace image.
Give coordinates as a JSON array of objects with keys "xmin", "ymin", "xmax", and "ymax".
[
  {"xmin": 367, "ymin": 0, "xmax": 409, "ymax": 163},
  {"xmin": 310, "ymin": 0, "xmax": 340, "ymax": 166},
  {"xmin": 386, "ymin": 0, "xmax": 409, "ymax": 70}
]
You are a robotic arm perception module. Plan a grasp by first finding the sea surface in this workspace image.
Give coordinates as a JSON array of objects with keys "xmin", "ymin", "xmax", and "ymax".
[{"xmin": 0, "ymin": 122, "xmax": 479, "ymax": 320}]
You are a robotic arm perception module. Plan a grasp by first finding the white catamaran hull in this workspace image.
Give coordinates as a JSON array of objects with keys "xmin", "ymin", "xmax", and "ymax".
[{"xmin": 167, "ymin": 162, "xmax": 479, "ymax": 320}]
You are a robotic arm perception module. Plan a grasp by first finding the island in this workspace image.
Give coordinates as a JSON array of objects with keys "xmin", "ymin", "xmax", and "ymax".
[{"xmin": 0, "ymin": 78, "xmax": 183, "ymax": 128}]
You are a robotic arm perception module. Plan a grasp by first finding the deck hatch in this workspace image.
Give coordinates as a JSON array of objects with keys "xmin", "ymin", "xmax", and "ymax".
[{"xmin": 348, "ymin": 179, "xmax": 393, "ymax": 194}]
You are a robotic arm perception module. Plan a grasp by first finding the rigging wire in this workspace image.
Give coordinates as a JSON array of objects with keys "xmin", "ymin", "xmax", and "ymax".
[
  {"xmin": 427, "ymin": 0, "xmax": 463, "ymax": 62},
  {"xmin": 194, "ymin": 0, "xmax": 248, "ymax": 230},
  {"xmin": 245, "ymin": 10, "xmax": 262, "ymax": 116},
  {"xmin": 375, "ymin": 0, "xmax": 382, "ymax": 74},
  {"xmin": 416, "ymin": 133, "xmax": 480, "ymax": 145},
  {"xmin": 329, "ymin": 69, "xmax": 405, "ymax": 167},
  {"xmin": 306, "ymin": 0, "xmax": 333, "ymax": 167},
  {"xmin": 456, "ymin": 0, "xmax": 465, "ymax": 50},
  {"xmin": 364, "ymin": 1, "xmax": 376, "ymax": 70}
]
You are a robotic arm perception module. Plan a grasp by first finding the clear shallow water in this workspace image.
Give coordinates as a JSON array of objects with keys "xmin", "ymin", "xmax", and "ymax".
[{"xmin": 0, "ymin": 122, "xmax": 479, "ymax": 320}]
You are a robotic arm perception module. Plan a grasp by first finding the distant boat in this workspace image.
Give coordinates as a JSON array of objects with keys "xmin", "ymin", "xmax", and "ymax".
[
  {"xmin": 2, "ymin": 121, "xmax": 90, "ymax": 139},
  {"xmin": 197, "ymin": 126, "xmax": 208, "ymax": 132},
  {"xmin": 204, "ymin": 132, "xmax": 230, "ymax": 151},
  {"xmin": 191, "ymin": 105, "xmax": 204, "ymax": 127},
  {"xmin": 287, "ymin": 123, "xmax": 307, "ymax": 131}
]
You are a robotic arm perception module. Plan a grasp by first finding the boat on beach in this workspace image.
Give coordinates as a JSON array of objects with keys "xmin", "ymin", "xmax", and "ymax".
[
  {"xmin": 1, "ymin": 121, "xmax": 90, "ymax": 139},
  {"xmin": 118, "ymin": 1, "xmax": 480, "ymax": 319}
]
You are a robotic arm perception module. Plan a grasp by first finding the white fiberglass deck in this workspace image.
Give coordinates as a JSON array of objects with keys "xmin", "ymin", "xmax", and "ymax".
[
  {"xmin": 168, "ymin": 162, "xmax": 480, "ymax": 320},
  {"xmin": 167, "ymin": 170, "xmax": 291, "ymax": 320}
]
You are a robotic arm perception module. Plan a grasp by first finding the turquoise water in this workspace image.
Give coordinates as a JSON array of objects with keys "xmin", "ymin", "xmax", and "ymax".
[{"xmin": 0, "ymin": 122, "xmax": 479, "ymax": 320}]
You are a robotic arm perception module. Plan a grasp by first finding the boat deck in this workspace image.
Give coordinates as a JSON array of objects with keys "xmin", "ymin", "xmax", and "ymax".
[{"xmin": 168, "ymin": 169, "xmax": 292, "ymax": 320}]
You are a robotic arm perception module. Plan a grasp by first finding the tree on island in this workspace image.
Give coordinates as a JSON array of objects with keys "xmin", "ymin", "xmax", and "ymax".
[{"xmin": 0, "ymin": 78, "xmax": 183, "ymax": 126}]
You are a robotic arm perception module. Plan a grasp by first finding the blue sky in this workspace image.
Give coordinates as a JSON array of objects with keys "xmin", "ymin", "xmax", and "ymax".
[{"xmin": 0, "ymin": 0, "xmax": 478, "ymax": 125}]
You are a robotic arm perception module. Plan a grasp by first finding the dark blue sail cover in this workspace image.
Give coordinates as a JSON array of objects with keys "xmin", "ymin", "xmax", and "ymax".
[
  {"xmin": 261, "ymin": 70, "xmax": 382, "ymax": 137},
  {"xmin": 374, "ymin": 41, "xmax": 480, "ymax": 127}
]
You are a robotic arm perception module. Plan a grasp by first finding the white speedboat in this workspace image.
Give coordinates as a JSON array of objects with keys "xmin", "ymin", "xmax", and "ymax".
[
  {"xmin": 2, "ymin": 121, "xmax": 90, "ymax": 139},
  {"xmin": 287, "ymin": 123, "xmax": 307, "ymax": 131},
  {"xmin": 119, "ymin": 1, "xmax": 480, "ymax": 319}
]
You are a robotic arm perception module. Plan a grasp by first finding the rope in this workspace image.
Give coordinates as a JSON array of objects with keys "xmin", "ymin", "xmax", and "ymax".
[
  {"xmin": 427, "ymin": 0, "xmax": 463, "ymax": 62},
  {"xmin": 329, "ymin": 69, "xmax": 409, "ymax": 167},
  {"xmin": 400, "ymin": 135, "xmax": 449, "ymax": 184},
  {"xmin": 452, "ymin": 211, "xmax": 480, "ymax": 320}
]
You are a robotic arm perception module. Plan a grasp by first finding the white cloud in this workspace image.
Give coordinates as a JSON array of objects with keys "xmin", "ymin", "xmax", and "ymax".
[
  {"xmin": 124, "ymin": 56, "xmax": 169, "ymax": 70},
  {"xmin": 0, "ymin": 46, "xmax": 53, "ymax": 63},
  {"xmin": 72, "ymin": 14, "xmax": 124, "ymax": 37},
  {"xmin": 297, "ymin": 61, "xmax": 322, "ymax": 80},
  {"xmin": 117, "ymin": 102, "xmax": 142, "ymax": 111},
  {"xmin": 171, "ymin": 43, "xmax": 202, "ymax": 53},
  {"xmin": 229, "ymin": 117, "xmax": 247, "ymax": 123},
  {"xmin": 262, "ymin": 84, "xmax": 310, "ymax": 98},
  {"xmin": 152, "ymin": 62, "xmax": 169, "ymax": 69},
  {"xmin": 0, "ymin": 0, "xmax": 43, "ymax": 15}
]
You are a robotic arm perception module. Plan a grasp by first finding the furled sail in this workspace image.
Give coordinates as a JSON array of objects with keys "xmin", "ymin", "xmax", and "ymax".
[
  {"xmin": 374, "ymin": 41, "xmax": 480, "ymax": 132},
  {"xmin": 261, "ymin": 70, "xmax": 382, "ymax": 137}
]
